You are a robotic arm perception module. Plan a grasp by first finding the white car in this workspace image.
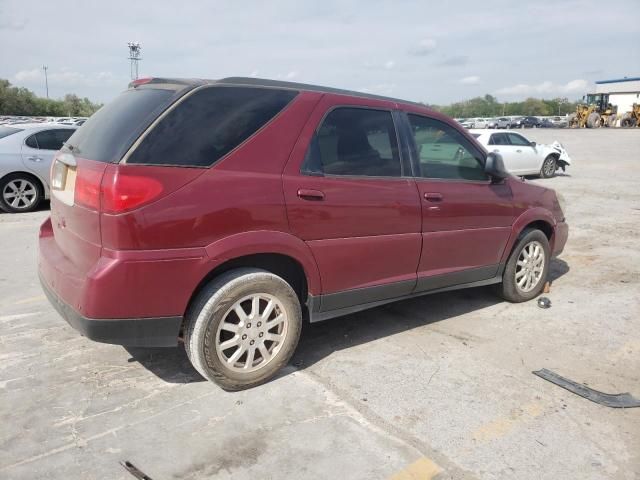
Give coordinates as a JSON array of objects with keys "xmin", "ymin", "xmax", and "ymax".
[
  {"xmin": 0, "ymin": 123, "xmax": 77, "ymax": 212},
  {"xmin": 470, "ymin": 129, "xmax": 571, "ymax": 178}
]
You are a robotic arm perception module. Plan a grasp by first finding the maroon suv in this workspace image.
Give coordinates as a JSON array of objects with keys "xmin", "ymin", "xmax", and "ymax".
[{"xmin": 39, "ymin": 77, "xmax": 568, "ymax": 389}]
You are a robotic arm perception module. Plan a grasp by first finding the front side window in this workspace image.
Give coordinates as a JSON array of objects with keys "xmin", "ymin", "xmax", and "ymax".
[
  {"xmin": 506, "ymin": 133, "xmax": 530, "ymax": 146},
  {"xmin": 128, "ymin": 86, "xmax": 298, "ymax": 167},
  {"xmin": 407, "ymin": 114, "xmax": 487, "ymax": 181},
  {"xmin": 302, "ymin": 107, "xmax": 401, "ymax": 177},
  {"xmin": 33, "ymin": 129, "xmax": 75, "ymax": 150}
]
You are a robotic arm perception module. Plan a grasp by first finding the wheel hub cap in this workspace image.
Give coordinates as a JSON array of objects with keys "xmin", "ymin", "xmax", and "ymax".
[
  {"xmin": 215, "ymin": 293, "xmax": 288, "ymax": 373},
  {"xmin": 3, "ymin": 179, "xmax": 37, "ymax": 210},
  {"xmin": 515, "ymin": 240, "xmax": 545, "ymax": 293}
]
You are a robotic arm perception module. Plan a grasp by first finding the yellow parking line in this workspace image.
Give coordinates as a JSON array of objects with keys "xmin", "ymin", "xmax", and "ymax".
[
  {"xmin": 390, "ymin": 457, "xmax": 442, "ymax": 480},
  {"xmin": 14, "ymin": 295, "xmax": 46, "ymax": 305}
]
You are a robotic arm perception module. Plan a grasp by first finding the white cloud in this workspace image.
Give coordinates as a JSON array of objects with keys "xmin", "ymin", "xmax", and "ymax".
[
  {"xmin": 459, "ymin": 75, "xmax": 479, "ymax": 85},
  {"xmin": 13, "ymin": 68, "xmax": 126, "ymax": 89},
  {"xmin": 14, "ymin": 68, "xmax": 42, "ymax": 82},
  {"xmin": 409, "ymin": 38, "xmax": 437, "ymax": 56},
  {"xmin": 358, "ymin": 83, "xmax": 396, "ymax": 95},
  {"xmin": 496, "ymin": 79, "xmax": 588, "ymax": 97}
]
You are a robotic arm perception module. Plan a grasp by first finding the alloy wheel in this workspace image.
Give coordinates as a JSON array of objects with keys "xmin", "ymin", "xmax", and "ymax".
[
  {"xmin": 215, "ymin": 293, "xmax": 288, "ymax": 372},
  {"xmin": 515, "ymin": 240, "xmax": 545, "ymax": 293},
  {"xmin": 2, "ymin": 179, "xmax": 38, "ymax": 210}
]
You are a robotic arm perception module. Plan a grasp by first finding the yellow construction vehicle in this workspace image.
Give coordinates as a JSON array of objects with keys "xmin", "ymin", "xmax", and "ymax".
[
  {"xmin": 620, "ymin": 103, "xmax": 640, "ymax": 127},
  {"xmin": 568, "ymin": 93, "xmax": 617, "ymax": 128}
]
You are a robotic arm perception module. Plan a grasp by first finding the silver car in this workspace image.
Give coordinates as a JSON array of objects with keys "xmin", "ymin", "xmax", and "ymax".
[{"xmin": 0, "ymin": 124, "xmax": 77, "ymax": 213}]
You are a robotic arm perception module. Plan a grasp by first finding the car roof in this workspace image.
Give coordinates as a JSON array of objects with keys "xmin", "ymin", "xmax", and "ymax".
[{"xmin": 135, "ymin": 76, "xmax": 427, "ymax": 108}]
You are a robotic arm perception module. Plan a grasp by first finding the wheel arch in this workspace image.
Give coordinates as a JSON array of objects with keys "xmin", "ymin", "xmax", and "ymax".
[
  {"xmin": 500, "ymin": 209, "xmax": 557, "ymax": 264},
  {"xmin": 183, "ymin": 230, "xmax": 322, "ymax": 325}
]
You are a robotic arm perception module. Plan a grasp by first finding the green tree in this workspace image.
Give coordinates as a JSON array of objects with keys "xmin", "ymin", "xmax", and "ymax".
[{"xmin": 0, "ymin": 79, "xmax": 102, "ymax": 116}]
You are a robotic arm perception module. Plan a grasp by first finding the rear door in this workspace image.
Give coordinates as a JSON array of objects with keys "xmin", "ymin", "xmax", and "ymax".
[
  {"xmin": 283, "ymin": 96, "xmax": 422, "ymax": 311},
  {"xmin": 21, "ymin": 128, "xmax": 75, "ymax": 187},
  {"xmin": 403, "ymin": 113, "xmax": 514, "ymax": 291}
]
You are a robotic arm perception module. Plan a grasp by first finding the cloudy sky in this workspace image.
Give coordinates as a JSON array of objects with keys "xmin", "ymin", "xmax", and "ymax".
[{"xmin": 1, "ymin": 0, "xmax": 638, "ymax": 105}]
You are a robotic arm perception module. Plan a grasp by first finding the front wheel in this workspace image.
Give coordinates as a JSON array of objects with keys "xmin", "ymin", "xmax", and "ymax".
[
  {"xmin": 185, "ymin": 268, "xmax": 302, "ymax": 390},
  {"xmin": 497, "ymin": 229, "xmax": 550, "ymax": 303},
  {"xmin": 540, "ymin": 155, "xmax": 556, "ymax": 178}
]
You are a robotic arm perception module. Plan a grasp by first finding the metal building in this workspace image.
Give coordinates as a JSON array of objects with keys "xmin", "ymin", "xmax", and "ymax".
[{"xmin": 592, "ymin": 77, "xmax": 640, "ymax": 114}]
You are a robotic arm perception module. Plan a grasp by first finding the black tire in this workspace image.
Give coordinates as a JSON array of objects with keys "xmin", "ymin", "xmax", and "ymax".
[
  {"xmin": 586, "ymin": 112, "xmax": 601, "ymax": 128},
  {"xmin": 184, "ymin": 268, "xmax": 302, "ymax": 390},
  {"xmin": 0, "ymin": 173, "xmax": 43, "ymax": 213},
  {"xmin": 621, "ymin": 114, "xmax": 636, "ymax": 128},
  {"xmin": 497, "ymin": 229, "xmax": 550, "ymax": 303},
  {"xmin": 540, "ymin": 155, "xmax": 556, "ymax": 178}
]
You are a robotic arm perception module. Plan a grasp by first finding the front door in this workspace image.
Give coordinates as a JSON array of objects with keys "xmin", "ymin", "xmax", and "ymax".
[
  {"xmin": 283, "ymin": 97, "xmax": 422, "ymax": 311},
  {"xmin": 403, "ymin": 113, "xmax": 514, "ymax": 291}
]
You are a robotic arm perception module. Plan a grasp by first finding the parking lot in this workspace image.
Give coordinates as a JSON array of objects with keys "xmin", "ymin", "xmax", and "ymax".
[{"xmin": 1, "ymin": 129, "xmax": 639, "ymax": 479}]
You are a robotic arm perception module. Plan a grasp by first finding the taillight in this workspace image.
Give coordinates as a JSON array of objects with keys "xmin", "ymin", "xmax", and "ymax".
[
  {"xmin": 75, "ymin": 164, "xmax": 104, "ymax": 210},
  {"xmin": 101, "ymin": 169, "xmax": 163, "ymax": 213}
]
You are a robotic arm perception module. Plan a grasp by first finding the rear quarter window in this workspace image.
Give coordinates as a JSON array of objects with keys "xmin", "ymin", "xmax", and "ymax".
[
  {"xmin": 0, "ymin": 126, "xmax": 23, "ymax": 139},
  {"xmin": 127, "ymin": 86, "xmax": 298, "ymax": 167}
]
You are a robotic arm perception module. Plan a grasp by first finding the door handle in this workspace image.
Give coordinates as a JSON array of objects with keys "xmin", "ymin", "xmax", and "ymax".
[
  {"xmin": 28, "ymin": 156, "xmax": 43, "ymax": 162},
  {"xmin": 424, "ymin": 192, "xmax": 443, "ymax": 202},
  {"xmin": 516, "ymin": 149, "xmax": 522, "ymax": 153},
  {"xmin": 297, "ymin": 189, "xmax": 325, "ymax": 201},
  {"xmin": 493, "ymin": 149, "xmax": 500, "ymax": 152}
]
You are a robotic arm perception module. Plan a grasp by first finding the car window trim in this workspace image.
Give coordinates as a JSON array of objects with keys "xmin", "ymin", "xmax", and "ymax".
[
  {"xmin": 300, "ymin": 104, "xmax": 408, "ymax": 180},
  {"xmin": 122, "ymin": 84, "xmax": 298, "ymax": 168},
  {"xmin": 401, "ymin": 112, "xmax": 490, "ymax": 184}
]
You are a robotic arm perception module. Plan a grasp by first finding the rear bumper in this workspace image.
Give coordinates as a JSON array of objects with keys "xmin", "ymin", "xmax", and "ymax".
[
  {"xmin": 40, "ymin": 272, "xmax": 182, "ymax": 347},
  {"xmin": 553, "ymin": 221, "xmax": 569, "ymax": 257}
]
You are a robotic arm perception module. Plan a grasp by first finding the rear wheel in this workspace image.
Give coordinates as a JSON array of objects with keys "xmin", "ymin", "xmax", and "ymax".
[
  {"xmin": 497, "ymin": 229, "xmax": 550, "ymax": 303},
  {"xmin": 540, "ymin": 155, "xmax": 556, "ymax": 178},
  {"xmin": 185, "ymin": 268, "xmax": 302, "ymax": 390},
  {"xmin": 0, "ymin": 173, "xmax": 43, "ymax": 213}
]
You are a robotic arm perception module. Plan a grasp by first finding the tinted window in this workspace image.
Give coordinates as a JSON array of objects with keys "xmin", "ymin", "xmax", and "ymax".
[
  {"xmin": 0, "ymin": 126, "xmax": 22, "ymax": 139},
  {"xmin": 302, "ymin": 108, "xmax": 401, "ymax": 177},
  {"xmin": 507, "ymin": 133, "xmax": 530, "ymax": 146},
  {"xmin": 408, "ymin": 114, "xmax": 487, "ymax": 181},
  {"xmin": 34, "ymin": 129, "xmax": 75, "ymax": 150},
  {"xmin": 488, "ymin": 133, "xmax": 510, "ymax": 145},
  {"xmin": 128, "ymin": 86, "xmax": 297, "ymax": 167},
  {"xmin": 65, "ymin": 87, "xmax": 176, "ymax": 162},
  {"xmin": 25, "ymin": 134, "xmax": 38, "ymax": 148}
]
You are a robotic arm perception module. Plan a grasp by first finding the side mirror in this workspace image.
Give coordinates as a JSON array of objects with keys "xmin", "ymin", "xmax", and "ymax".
[
  {"xmin": 485, "ymin": 152, "xmax": 508, "ymax": 181},
  {"xmin": 530, "ymin": 141, "xmax": 536, "ymax": 147}
]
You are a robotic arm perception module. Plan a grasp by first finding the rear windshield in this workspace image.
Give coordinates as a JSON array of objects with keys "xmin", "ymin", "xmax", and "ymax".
[
  {"xmin": 0, "ymin": 126, "xmax": 23, "ymax": 139},
  {"xmin": 64, "ymin": 87, "xmax": 178, "ymax": 162},
  {"xmin": 127, "ymin": 86, "xmax": 298, "ymax": 167}
]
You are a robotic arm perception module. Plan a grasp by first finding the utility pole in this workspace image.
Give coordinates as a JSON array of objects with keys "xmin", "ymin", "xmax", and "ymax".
[
  {"xmin": 42, "ymin": 65, "xmax": 49, "ymax": 99},
  {"xmin": 127, "ymin": 42, "xmax": 142, "ymax": 80}
]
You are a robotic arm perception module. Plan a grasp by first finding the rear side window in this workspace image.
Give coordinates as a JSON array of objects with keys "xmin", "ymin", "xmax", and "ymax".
[
  {"xmin": 0, "ymin": 126, "xmax": 22, "ymax": 139},
  {"xmin": 301, "ymin": 107, "xmax": 401, "ymax": 177},
  {"xmin": 65, "ymin": 88, "xmax": 176, "ymax": 162},
  {"xmin": 488, "ymin": 133, "xmax": 510, "ymax": 145},
  {"xmin": 127, "ymin": 86, "xmax": 298, "ymax": 167},
  {"xmin": 33, "ymin": 129, "xmax": 75, "ymax": 150}
]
